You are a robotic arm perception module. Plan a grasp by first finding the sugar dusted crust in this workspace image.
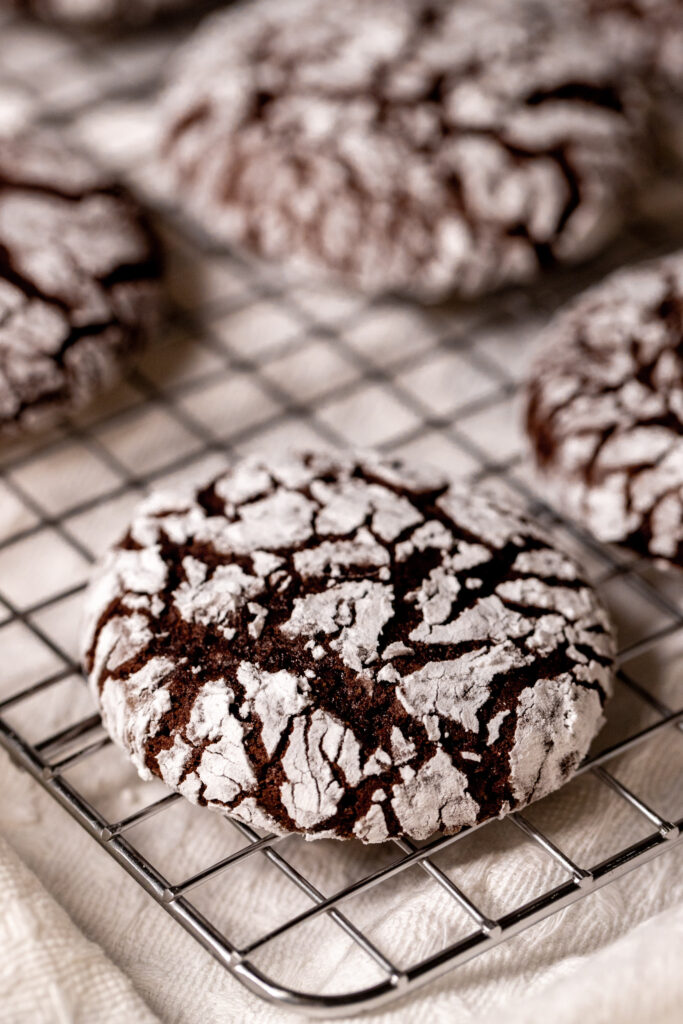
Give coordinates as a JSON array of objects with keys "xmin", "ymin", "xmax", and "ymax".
[
  {"xmin": 159, "ymin": 0, "xmax": 646, "ymax": 301},
  {"xmin": 526, "ymin": 251, "xmax": 683, "ymax": 570},
  {"xmin": 0, "ymin": 132, "xmax": 161, "ymax": 437},
  {"xmin": 83, "ymin": 452, "xmax": 615, "ymax": 843}
]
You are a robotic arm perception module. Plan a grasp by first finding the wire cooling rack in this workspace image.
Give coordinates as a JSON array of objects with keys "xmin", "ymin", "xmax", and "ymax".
[{"xmin": 0, "ymin": 9, "xmax": 682, "ymax": 1018}]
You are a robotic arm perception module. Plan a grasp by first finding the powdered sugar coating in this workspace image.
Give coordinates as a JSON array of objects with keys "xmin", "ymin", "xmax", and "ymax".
[
  {"xmin": 159, "ymin": 0, "xmax": 646, "ymax": 301},
  {"xmin": 526, "ymin": 251, "xmax": 683, "ymax": 569},
  {"xmin": 0, "ymin": 132, "xmax": 160, "ymax": 438},
  {"xmin": 82, "ymin": 451, "xmax": 615, "ymax": 843}
]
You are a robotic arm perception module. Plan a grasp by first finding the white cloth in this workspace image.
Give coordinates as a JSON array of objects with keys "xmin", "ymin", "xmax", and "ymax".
[
  {"xmin": 477, "ymin": 900, "xmax": 683, "ymax": 1024},
  {"xmin": 0, "ymin": 833, "xmax": 158, "ymax": 1024}
]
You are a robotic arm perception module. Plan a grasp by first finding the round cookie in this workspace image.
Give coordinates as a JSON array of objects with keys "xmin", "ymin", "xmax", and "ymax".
[
  {"xmin": 526, "ymin": 251, "xmax": 683, "ymax": 569},
  {"xmin": 0, "ymin": 132, "xmax": 161, "ymax": 438},
  {"xmin": 82, "ymin": 452, "xmax": 615, "ymax": 843},
  {"xmin": 159, "ymin": 0, "xmax": 647, "ymax": 301}
]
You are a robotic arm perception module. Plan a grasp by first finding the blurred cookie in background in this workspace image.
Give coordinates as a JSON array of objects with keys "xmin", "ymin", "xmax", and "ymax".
[
  {"xmin": 578, "ymin": 1, "xmax": 683, "ymax": 98},
  {"xmin": 5, "ymin": 0, "xmax": 221, "ymax": 29},
  {"xmin": 525, "ymin": 250, "xmax": 683, "ymax": 571},
  {"xmin": 577, "ymin": 0, "xmax": 683, "ymax": 160},
  {"xmin": 0, "ymin": 132, "xmax": 162, "ymax": 438},
  {"xmin": 159, "ymin": 0, "xmax": 649, "ymax": 301}
]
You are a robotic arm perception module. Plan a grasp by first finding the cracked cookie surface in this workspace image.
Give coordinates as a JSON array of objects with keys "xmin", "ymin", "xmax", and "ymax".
[
  {"xmin": 526, "ymin": 251, "xmax": 683, "ymax": 570},
  {"xmin": 159, "ymin": 0, "xmax": 646, "ymax": 301},
  {"xmin": 0, "ymin": 132, "xmax": 161, "ymax": 438},
  {"xmin": 82, "ymin": 452, "xmax": 615, "ymax": 843}
]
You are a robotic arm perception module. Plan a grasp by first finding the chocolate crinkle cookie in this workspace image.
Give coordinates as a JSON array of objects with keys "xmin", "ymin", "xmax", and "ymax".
[
  {"xmin": 82, "ymin": 452, "xmax": 615, "ymax": 843},
  {"xmin": 0, "ymin": 132, "xmax": 161, "ymax": 438},
  {"xmin": 159, "ymin": 0, "xmax": 647, "ymax": 301},
  {"xmin": 526, "ymin": 251, "xmax": 683, "ymax": 570}
]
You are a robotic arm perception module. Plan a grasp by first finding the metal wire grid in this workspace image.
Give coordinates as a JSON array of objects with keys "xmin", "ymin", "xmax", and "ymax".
[{"xmin": 0, "ymin": 9, "xmax": 681, "ymax": 1017}]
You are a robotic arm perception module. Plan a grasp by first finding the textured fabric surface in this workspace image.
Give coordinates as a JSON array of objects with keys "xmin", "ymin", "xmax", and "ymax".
[
  {"xmin": 475, "ymin": 898, "xmax": 683, "ymax": 1024},
  {"xmin": 0, "ymin": 833, "xmax": 159, "ymax": 1024}
]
